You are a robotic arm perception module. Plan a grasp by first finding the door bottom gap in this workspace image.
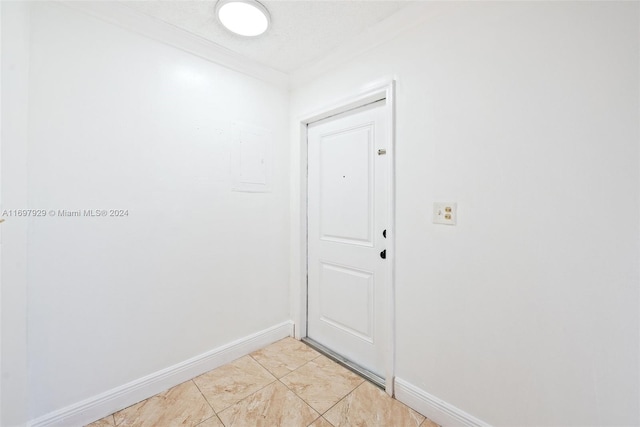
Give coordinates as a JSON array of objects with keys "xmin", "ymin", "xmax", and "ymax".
[{"xmin": 301, "ymin": 337, "xmax": 385, "ymax": 390}]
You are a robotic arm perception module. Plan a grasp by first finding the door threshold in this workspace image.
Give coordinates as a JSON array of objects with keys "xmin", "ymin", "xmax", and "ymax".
[{"xmin": 301, "ymin": 337, "xmax": 385, "ymax": 390}]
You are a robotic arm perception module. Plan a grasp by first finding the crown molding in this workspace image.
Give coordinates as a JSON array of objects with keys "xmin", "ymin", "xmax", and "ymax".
[
  {"xmin": 290, "ymin": 2, "xmax": 432, "ymax": 89},
  {"xmin": 58, "ymin": 1, "xmax": 289, "ymax": 90},
  {"xmin": 57, "ymin": 1, "xmax": 431, "ymax": 91}
]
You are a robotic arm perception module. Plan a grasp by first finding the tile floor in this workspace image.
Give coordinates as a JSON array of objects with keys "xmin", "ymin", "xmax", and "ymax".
[{"xmin": 86, "ymin": 338, "xmax": 440, "ymax": 427}]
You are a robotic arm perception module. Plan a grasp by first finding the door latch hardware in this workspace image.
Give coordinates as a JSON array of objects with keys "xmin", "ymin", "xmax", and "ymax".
[
  {"xmin": 382, "ymin": 229, "xmax": 386, "ymax": 238},
  {"xmin": 377, "ymin": 149, "xmax": 386, "ymax": 155},
  {"xmin": 380, "ymin": 249, "xmax": 386, "ymax": 259}
]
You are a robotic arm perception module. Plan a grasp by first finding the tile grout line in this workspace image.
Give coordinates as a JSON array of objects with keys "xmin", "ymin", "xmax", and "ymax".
[
  {"xmin": 247, "ymin": 341, "xmax": 333, "ymax": 424},
  {"xmin": 194, "ymin": 414, "xmax": 225, "ymax": 427},
  {"xmin": 190, "ymin": 379, "xmax": 226, "ymax": 427},
  {"xmin": 190, "ymin": 355, "xmax": 278, "ymax": 416},
  {"xmin": 294, "ymin": 341, "xmax": 368, "ymax": 417},
  {"xmin": 276, "ymin": 359, "xmax": 364, "ymax": 419},
  {"xmin": 247, "ymin": 348, "xmax": 322, "ymax": 378},
  {"xmin": 214, "ymin": 375, "xmax": 279, "ymax": 418},
  {"xmin": 321, "ymin": 380, "xmax": 368, "ymax": 420},
  {"xmin": 274, "ymin": 376, "xmax": 322, "ymax": 423},
  {"xmin": 246, "ymin": 346, "xmax": 326, "ymax": 425},
  {"xmin": 191, "ymin": 379, "xmax": 216, "ymax": 414}
]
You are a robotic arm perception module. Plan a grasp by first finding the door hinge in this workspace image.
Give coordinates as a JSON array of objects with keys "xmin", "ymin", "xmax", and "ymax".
[{"xmin": 377, "ymin": 149, "xmax": 386, "ymax": 155}]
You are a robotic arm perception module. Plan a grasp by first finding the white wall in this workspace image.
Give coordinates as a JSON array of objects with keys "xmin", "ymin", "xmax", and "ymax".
[
  {"xmin": 291, "ymin": 2, "xmax": 639, "ymax": 425},
  {"xmin": 1, "ymin": 2, "xmax": 30, "ymax": 425},
  {"xmin": 4, "ymin": 2, "xmax": 290, "ymax": 421}
]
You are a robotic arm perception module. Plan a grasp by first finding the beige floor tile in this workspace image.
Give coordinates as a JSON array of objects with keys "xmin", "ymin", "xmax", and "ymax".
[
  {"xmin": 196, "ymin": 415, "xmax": 225, "ymax": 427},
  {"xmin": 421, "ymin": 419, "xmax": 441, "ymax": 427},
  {"xmin": 218, "ymin": 381, "xmax": 320, "ymax": 427},
  {"xmin": 114, "ymin": 380, "xmax": 214, "ymax": 427},
  {"xmin": 193, "ymin": 355, "xmax": 276, "ymax": 412},
  {"xmin": 251, "ymin": 338, "xmax": 320, "ymax": 378},
  {"xmin": 281, "ymin": 355, "xmax": 364, "ymax": 413},
  {"xmin": 85, "ymin": 414, "xmax": 115, "ymax": 427},
  {"xmin": 324, "ymin": 382, "xmax": 425, "ymax": 427},
  {"xmin": 309, "ymin": 416, "xmax": 335, "ymax": 427}
]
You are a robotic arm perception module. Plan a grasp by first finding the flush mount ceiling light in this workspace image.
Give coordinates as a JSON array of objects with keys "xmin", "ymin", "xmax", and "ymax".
[{"xmin": 215, "ymin": 0, "xmax": 271, "ymax": 37}]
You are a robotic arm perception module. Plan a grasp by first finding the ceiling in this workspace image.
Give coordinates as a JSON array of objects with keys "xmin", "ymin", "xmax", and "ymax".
[{"xmin": 121, "ymin": 1, "xmax": 408, "ymax": 73}]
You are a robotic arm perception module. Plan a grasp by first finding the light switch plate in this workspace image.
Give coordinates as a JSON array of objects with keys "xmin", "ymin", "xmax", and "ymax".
[{"xmin": 433, "ymin": 202, "xmax": 457, "ymax": 225}]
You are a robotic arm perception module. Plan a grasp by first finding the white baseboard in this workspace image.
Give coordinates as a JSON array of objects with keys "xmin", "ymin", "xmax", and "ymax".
[
  {"xmin": 28, "ymin": 321, "xmax": 294, "ymax": 427},
  {"xmin": 394, "ymin": 377, "xmax": 492, "ymax": 427}
]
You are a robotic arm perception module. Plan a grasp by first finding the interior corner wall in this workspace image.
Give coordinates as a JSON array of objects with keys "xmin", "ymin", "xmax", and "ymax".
[
  {"xmin": 290, "ymin": 2, "xmax": 640, "ymax": 425},
  {"xmin": 12, "ymin": 2, "xmax": 290, "ymax": 420}
]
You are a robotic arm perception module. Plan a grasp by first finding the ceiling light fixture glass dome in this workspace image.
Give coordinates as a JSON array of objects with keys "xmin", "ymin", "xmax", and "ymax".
[{"xmin": 215, "ymin": 0, "xmax": 271, "ymax": 37}]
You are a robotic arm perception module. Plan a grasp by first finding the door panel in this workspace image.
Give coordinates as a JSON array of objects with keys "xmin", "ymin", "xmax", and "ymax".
[
  {"xmin": 307, "ymin": 100, "xmax": 388, "ymax": 378},
  {"xmin": 319, "ymin": 262, "xmax": 374, "ymax": 342},
  {"xmin": 319, "ymin": 125, "xmax": 373, "ymax": 246}
]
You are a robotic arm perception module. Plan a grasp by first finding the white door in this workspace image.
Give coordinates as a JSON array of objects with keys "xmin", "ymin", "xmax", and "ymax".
[{"xmin": 307, "ymin": 100, "xmax": 388, "ymax": 379}]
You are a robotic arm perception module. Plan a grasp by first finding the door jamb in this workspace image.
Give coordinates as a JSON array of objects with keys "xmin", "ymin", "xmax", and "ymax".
[{"xmin": 295, "ymin": 79, "xmax": 396, "ymax": 396}]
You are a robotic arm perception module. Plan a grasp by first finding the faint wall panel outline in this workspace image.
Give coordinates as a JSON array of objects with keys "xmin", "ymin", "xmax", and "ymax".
[{"xmin": 231, "ymin": 122, "xmax": 272, "ymax": 192}]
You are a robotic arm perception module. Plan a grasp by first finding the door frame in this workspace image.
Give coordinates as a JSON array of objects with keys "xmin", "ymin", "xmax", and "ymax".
[{"xmin": 293, "ymin": 79, "xmax": 396, "ymax": 395}]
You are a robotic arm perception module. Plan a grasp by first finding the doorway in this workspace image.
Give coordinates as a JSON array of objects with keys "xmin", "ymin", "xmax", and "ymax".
[{"xmin": 298, "ymin": 81, "xmax": 395, "ymax": 393}]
